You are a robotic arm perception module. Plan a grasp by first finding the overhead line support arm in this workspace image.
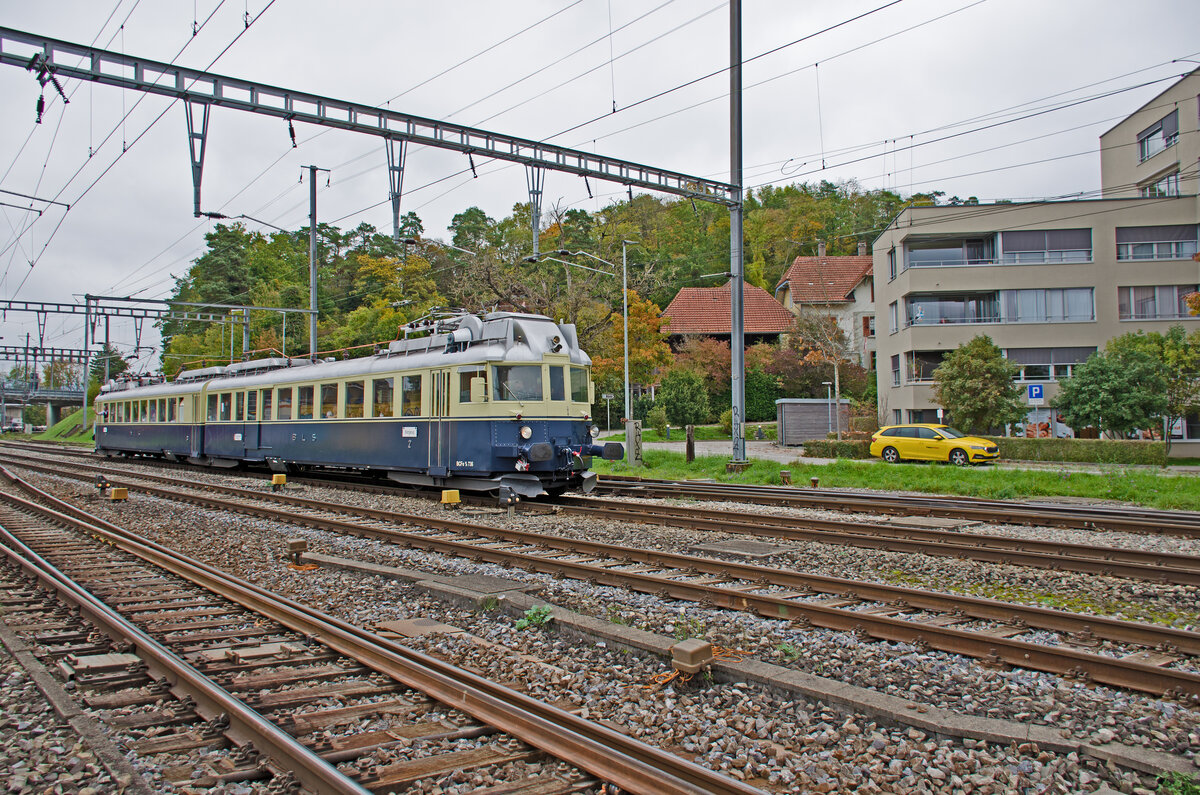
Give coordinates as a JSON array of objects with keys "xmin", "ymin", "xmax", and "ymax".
[{"xmin": 0, "ymin": 27, "xmax": 738, "ymax": 207}]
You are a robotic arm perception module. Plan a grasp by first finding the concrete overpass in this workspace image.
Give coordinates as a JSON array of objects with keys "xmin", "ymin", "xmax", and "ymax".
[{"xmin": 0, "ymin": 383, "xmax": 86, "ymax": 429}]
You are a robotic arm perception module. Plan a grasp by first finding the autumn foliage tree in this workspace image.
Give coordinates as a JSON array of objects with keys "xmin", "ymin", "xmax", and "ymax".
[{"xmin": 587, "ymin": 291, "xmax": 672, "ymax": 420}]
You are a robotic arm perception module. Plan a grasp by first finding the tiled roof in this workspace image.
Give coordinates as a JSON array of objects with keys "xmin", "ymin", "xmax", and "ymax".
[
  {"xmin": 662, "ymin": 281, "xmax": 795, "ymax": 335},
  {"xmin": 775, "ymin": 255, "xmax": 872, "ymax": 304}
]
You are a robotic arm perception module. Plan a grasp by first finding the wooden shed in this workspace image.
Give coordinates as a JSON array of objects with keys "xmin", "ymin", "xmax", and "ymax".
[{"xmin": 776, "ymin": 398, "xmax": 851, "ymax": 447}]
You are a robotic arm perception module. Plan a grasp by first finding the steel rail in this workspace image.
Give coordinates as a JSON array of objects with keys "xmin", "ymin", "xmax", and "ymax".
[
  {"xmin": 596, "ymin": 476, "xmax": 1200, "ymax": 536},
  {"xmin": 11, "ymin": 452, "xmax": 1200, "ymax": 650},
  {"xmin": 0, "ymin": 468, "xmax": 766, "ymax": 795},
  {"xmin": 21, "ymin": 450, "xmax": 1197, "ymax": 580},
  {"xmin": 0, "ymin": 523, "xmax": 370, "ymax": 795},
  {"xmin": 7, "ymin": 442, "xmax": 1195, "ymax": 533},
  {"xmin": 22, "ymin": 460, "xmax": 1200, "ymax": 700},
  {"xmin": 548, "ymin": 496, "xmax": 1200, "ymax": 585}
]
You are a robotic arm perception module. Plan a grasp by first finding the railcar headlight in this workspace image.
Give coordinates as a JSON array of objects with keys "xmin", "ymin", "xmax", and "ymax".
[
  {"xmin": 589, "ymin": 425, "xmax": 600, "ymax": 438},
  {"xmin": 520, "ymin": 425, "xmax": 533, "ymax": 440}
]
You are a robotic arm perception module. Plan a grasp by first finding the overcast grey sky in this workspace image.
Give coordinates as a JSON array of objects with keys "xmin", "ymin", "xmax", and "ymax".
[{"xmin": 1, "ymin": 0, "xmax": 1198, "ymax": 367}]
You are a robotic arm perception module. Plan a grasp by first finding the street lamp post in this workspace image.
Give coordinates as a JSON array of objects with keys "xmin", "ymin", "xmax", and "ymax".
[{"xmin": 822, "ymin": 380, "xmax": 833, "ymax": 434}]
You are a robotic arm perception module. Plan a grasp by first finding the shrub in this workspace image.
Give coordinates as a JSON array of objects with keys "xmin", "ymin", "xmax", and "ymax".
[
  {"xmin": 984, "ymin": 437, "xmax": 1165, "ymax": 466},
  {"xmin": 744, "ymin": 368, "xmax": 779, "ymax": 422},
  {"xmin": 658, "ymin": 369, "xmax": 709, "ymax": 426},
  {"xmin": 647, "ymin": 405, "xmax": 668, "ymax": 436},
  {"xmin": 719, "ymin": 408, "xmax": 733, "ymax": 435},
  {"xmin": 803, "ymin": 439, "xmax": 872, "ymax": 459}
]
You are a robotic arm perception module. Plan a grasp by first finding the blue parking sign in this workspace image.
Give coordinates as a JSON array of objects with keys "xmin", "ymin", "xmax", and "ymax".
[{"xmin": 1027, "ymin": 384, "xmax": 1044, "ymax": 404}]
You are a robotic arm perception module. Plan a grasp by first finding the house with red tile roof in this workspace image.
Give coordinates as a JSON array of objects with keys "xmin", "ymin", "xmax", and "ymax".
[
  {"xmin": 774, "ymin": 241, "xmax": 876, "ymax": 369},
  {"xmin": 661, "ymin": 280, "xmax": 795, "ymax": 346}
]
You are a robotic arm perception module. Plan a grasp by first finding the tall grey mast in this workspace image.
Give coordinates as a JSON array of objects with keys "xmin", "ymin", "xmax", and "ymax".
[{"xmin": 729, "ymin": 0, "xmax": 747, "ymax": 464}]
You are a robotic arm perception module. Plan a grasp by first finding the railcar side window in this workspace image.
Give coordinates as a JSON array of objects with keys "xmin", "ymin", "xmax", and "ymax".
[
  {"xmin": 246, "ymin": 391, "xmax": 257, "ymax": 422},
  {"xmin": 372, "ymin": 378, "xmax": 394, "ymax": 417},
  {"xmin": 298, "ymin": 386, "xmax": 314, "ymax": 420},
  {"xmin": 260, "ymin": 389, "xmax": 272, "ymax": 421},
  {"xmin": 345, "ymin": 381, "xmax": 364, "ymax": 418},
  {"xmin": 549, "ymin": 366, "xmax": 565, "ymax": 401},
  {"xmin": 276, "ymin": 387, "xmax": 293, "ymax": 420},
  {"xmin": 492, "ymin": 365, "xmax": 542, "ymax": 401},
  {"xmin": 570, "ymin": 368, "xmax": 588, "ymax": 402},
  {"xmin": 159, "ymin": 399, "xmax": 167, "ymax": 422},
  {"xmin": 167, "ymin": 398, "xmax": 175, "ymax": 422},
  {"xmin": 401, "ymin": 375, "xmax": 421, "ymax": 416},
  {"xmin": 207, "ymin": 395, "xmax": 217, "ymax": 421},
  {"xmin": 235, "ymin": 393, "xmax": 245, "ymax": 422},
  {"xmin": 458, "ymin": 369, "xmax": 486, "ymax": 403},
  {"xmin": 320, "ymin": 383, "xmax": 338, "ymax": 418},
  {"xmin": 219, "ymin": 393, "xmax": 231, "ymax": 422}
]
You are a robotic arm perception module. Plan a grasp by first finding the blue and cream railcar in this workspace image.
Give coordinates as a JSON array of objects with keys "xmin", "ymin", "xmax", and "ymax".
[{"xmin": 94, "ymin": 312, "xmax": 622, "ymax": 496}]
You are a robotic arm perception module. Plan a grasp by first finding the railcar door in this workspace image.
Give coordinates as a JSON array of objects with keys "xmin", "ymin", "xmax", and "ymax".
[{"xmin": 429, "ymin": 370, "xmax": 452, "ymax": 477}]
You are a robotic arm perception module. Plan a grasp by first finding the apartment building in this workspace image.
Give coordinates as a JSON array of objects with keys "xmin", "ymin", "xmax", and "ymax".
[{"xmin": 872, "ymin": 69, "xmax": 1200, "ymax": 454}]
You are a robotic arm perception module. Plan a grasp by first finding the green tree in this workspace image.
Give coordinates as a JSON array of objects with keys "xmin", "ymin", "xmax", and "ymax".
[
  {"xmin": 88, "ymin": 344, "xmax": 129, "ymax": 386},
  {"xmin": 1105, "ymin": 327, "xmax": 1200, "ymax": 452},
  {"xmin": 931, "ymin": 335, "xmax": 1026, "ymax": 433},
  {"xmin": 658, "ymin": 369, "xmax": 709, "ymax": 427},
  {"xmin": 22, "ymin": 404, "xmax": 45, "ymax": 426},
  {"xmin": 1055, "ymin": 349, "xmax": 1168, "ymax": 438},
  {"xmin": 43, "ymin": 359, "xmax": 83, "ymax": 389}
]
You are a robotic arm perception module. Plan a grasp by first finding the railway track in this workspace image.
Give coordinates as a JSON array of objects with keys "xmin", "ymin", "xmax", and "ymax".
[
  {"xmin": 596, "ymin": 475, "xmax": 1200, "ymax": 537},
  {"xmin": 7, "ymin": 445, "xmax": 1198, "ymax": 587},
  {"xmin": 8, "ymin": 440, "xmax": 1196, "ymax": 535},
  {"xmin": 0, "ymin": 467, "xmax": 767, "ymax": 795},
  {"xmin": 8, "ymin": 451, "xmax": 1200, "ymax": 701}
]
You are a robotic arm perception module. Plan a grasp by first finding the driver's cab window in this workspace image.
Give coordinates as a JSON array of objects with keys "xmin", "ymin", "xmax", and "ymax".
[{"xmin": 492, "ymin": 365, "xmax": 543, "ymax": 401}]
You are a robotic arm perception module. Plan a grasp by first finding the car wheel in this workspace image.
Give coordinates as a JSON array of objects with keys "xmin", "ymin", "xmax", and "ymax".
[
  {"xmin": 950, "ymin": 448, "xmax": 969, "ymax": 467},
  {"xmin": 882, "ymin": 446, "xmax": 900, "ymax": 463}
]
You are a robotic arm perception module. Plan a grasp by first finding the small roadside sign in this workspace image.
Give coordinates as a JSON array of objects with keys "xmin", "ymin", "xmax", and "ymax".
[
  {"xmin": 602, "ymin": 393, "xmax": 614, "ymax": 400},
  {"xmin": 1027, "ymin": 384, "xmax": 1044, "ymax": 405}
]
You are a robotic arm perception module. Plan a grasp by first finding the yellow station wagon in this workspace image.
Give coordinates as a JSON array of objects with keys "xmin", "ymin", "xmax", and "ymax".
[{"xmin": 869, "ymin": 423, "xmax": 999, "ymax": 466}]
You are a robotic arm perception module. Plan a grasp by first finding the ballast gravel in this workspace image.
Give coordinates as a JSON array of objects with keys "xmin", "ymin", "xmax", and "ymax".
[{"xmin": 8, "ymin": 460, "xmax": 1198, "ymax": 792}]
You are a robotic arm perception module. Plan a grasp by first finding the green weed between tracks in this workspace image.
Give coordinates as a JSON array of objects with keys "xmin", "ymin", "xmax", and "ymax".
[{"xmin": 593, "ymin": 451, "xmax": 1200, "ymax": 511}]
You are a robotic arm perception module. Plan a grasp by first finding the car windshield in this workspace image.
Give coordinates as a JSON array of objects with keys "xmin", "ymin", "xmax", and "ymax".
[{"xmin": 939, "ymin": 427, "xmax": 967, "ymax": 438}]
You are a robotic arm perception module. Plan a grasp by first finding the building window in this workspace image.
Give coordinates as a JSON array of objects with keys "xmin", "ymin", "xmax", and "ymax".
[
  {"xmin": 1137, "ymin": 109, "xmax": 1178, "ymax": 162},
  {"xmin": 1116, "ymin": 225, "xmax": 1198, "ymax": 261},
  {"xmin": 905, "ymin": 236, "xmax": 995, "ymax": 269},
  {"xmin": 906, "ymin": 351, "xmax": 946, "ymax": 382},
  {"xmin": 888, "ymin": 301, "xmax": 898, "ymax": 334},
  {"xmin": 888, "ymin": 248, "xmax": 896, "ymax": 280},
  {"xmin": 906, "ymin": 292, "xmax": 1000, "ymax": 326},
  {"xmin": 1005, "ymin": 347, "xmax": 1095, "ymax": 381},
  {"xmin": 892, "ymin": 409, "xmax": 902, "ymax": 424},
  {"xmin": 862, "ymin": 315, "xmax": 875, "ymax": 338},
  {"xmin": 1001, "ymin": 288, "xmax": 1093, "ymax": 323},
  {"xmin": 1140, "ymin": 171, "xmax": 1180, "ymax": 197},
  {"xmin": 891, "ymin": 354, "xmax": 900, "ymax": 387},
  {"xmin": 1117, "ymin": 285, "xmax": 1198, "ymax": 320},
  {"xmin": 868, "ymin": 351, "xmax": 876, "ymax": 370},
  {"xmin": 1000, "ymin": 229, "xmax": 1091, "ymax": 264}
]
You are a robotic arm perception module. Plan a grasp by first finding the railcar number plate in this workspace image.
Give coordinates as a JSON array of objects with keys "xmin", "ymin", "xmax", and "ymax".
[
  {"xmin": 455, "ymin": 460, "xmax": 474, "ymax": 467},
  {"xmin": 402, "ymin": 426, "xmax": 417, "ymax": 438}
]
